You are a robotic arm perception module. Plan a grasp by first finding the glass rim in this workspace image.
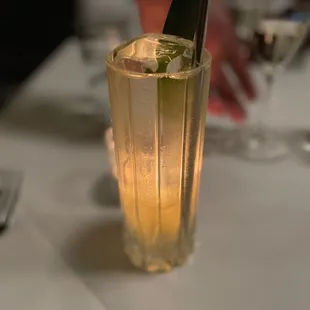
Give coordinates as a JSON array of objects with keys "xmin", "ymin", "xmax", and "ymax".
[{"xmin": 105, "ymin": 35, "xmax": 212, "ymax": 79}]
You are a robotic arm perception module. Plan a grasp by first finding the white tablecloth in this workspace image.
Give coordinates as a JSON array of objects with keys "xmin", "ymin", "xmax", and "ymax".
[{"xmin": 1, "ymin": 37, "xmax": 310, "ymax": 310}]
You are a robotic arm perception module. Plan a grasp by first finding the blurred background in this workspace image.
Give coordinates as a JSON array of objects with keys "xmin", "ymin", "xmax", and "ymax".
[
  {"xmin": 0, "ymin": 0, "xmax": 140, "ymax": 118},
  {"xmin": 1, "ymin": 0, "xmax": 310, "ymax": 309},
  {"xmin": 1, "ymin": 0, "xmax": 309, "ymax": 119}
]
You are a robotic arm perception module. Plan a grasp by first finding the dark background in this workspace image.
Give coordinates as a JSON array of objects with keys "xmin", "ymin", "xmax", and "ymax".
[{"xmin": 0, "ymin": 0, "xmax": 75, "ymax": 85}]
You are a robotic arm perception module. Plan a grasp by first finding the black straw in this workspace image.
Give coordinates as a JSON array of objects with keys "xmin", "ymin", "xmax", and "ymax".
[
  {"xmin": 163, "ymin": 0, "xmax": 200, "ymax": 41},
  {"xmin": 192, "ymin": 0, "xmax": 210, "ymax": 67},
  {"xmin": 163, "ymin": 0, "xmax": 210, "ymax": 67}
]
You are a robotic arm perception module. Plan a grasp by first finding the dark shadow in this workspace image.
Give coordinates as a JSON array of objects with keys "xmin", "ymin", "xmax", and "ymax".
[
  {"xmin": 0, "ymin": 95, "xmax": 111, "ymax": 145},
  {"xmin": 0, "ymin": 226, "xmax": 8, "ymax": 235},
  {"xmin": 91, "ymin": 173, "xmax": 120, "ymax": 208},
  {"xmin": 63, "ymin": 219, "xmax": 142, "ymax": 274}
]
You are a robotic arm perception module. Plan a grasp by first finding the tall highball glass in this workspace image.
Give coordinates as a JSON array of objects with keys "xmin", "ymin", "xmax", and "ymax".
[{"xmin": 106, "ymin": 33, "xmax": 211, "ymax": 272}]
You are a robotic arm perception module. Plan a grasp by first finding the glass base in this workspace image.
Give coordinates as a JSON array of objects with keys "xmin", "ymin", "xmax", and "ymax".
[
  {"xmin": 288, "ymin": 131, "xmax": 310, "ymax": 165},
  {"xmin": 123, "ymin": 229, "xmax": 194, "ymax": 273},
  {"xmin": 235, "ymin": 127, "xmax": 288, "ymax": 162}
]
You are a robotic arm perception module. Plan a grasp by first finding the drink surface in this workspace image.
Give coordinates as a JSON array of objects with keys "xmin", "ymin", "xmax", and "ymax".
[{"xmin": 106, "ymin": 33, "xmax": 210, "ymax": 272}]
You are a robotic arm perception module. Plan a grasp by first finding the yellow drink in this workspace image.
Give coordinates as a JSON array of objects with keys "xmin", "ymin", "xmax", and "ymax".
[{"xmin": 106, "ymin": 33, "xmax": 211, "ymax": 272}]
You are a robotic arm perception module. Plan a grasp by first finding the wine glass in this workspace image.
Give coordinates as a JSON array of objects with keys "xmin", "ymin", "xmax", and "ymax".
[
  {"xmin": 234, "ymin": 16, "xmax": 309, "ymax": 162},
  {"xmin": 285, "ymin": 14, "xmax": 310, "ymax": 165},
  {"xmin": 75, "ymin": 1, "xmax": 140, "ymax": 124},
  {"xmin": 288, "ymin": 130, "xmax": 310, "ymax": 165}
]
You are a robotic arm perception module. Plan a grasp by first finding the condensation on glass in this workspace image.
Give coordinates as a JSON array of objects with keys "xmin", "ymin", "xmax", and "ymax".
[{"xmin": 106, "ymin": 34, "xmax": 211, "ymax": 272}]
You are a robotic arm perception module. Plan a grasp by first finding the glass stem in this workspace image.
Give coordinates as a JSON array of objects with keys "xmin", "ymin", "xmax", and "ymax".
[{"xmin": 256, "ymin": 67, "xmax": 276, "ymax": 131}]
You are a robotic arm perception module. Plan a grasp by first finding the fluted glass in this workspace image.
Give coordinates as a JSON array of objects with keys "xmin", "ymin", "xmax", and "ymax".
[{"xmin": 106, "ymin": 34, "xmax": 211, "ymax": 272}]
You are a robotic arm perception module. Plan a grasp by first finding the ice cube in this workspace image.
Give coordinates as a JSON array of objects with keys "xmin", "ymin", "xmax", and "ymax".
[{"xmin": 111, "ymin": 33, "xmax": 193, "ymax": 73}]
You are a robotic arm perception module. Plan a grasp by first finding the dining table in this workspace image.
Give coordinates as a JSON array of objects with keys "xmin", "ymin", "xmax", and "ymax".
[{"xmin": 1, "ymin": 37, "xmax": 310, "ymax": 310}]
